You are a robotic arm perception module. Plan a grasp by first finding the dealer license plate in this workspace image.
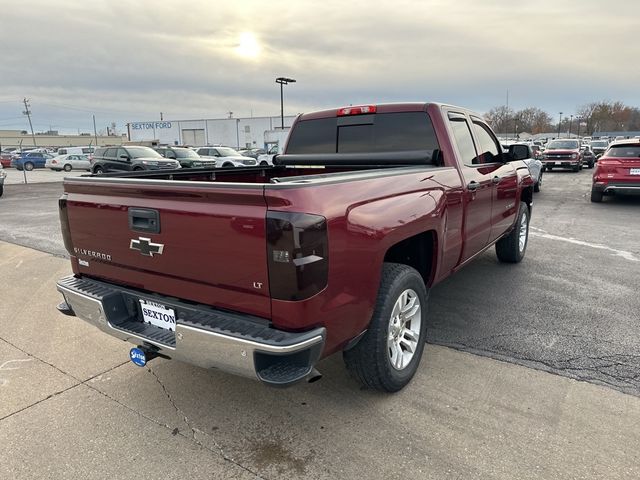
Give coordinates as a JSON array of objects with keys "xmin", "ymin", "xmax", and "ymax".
[
  {"xmin": 139, "ymin": 299, "xmax": 176, "ymax": 331},
  {"xmin": 630, "ymin": 168, "xmax": 640, "ymax": 175}
]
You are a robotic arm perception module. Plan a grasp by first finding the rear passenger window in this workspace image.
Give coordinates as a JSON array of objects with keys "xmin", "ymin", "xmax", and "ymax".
[
  {"xmin": 471, "ymin": 120, "xmax": 501, "ymax": 164},
  {"xmin": 448, "ymin": 114, "xmax": 478, "ymax": 165},
  {"xmin": 58, "ymin": 149, "xmax": 67, "ymax": 155},
  {"xmin": 104, "ymin": 148, "xmax": 117, "ymax": 158}
]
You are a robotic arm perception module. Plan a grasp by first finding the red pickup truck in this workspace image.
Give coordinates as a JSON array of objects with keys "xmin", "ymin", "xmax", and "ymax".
[{"xmin": 56, "ymin": 103, "xmax": 534, "ymax": 392}]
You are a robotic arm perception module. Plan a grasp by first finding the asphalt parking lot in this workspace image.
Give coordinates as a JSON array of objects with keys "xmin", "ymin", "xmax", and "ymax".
[{"xmin": 1, "ymin": 168, "xmax": 639, "ymax": 478}]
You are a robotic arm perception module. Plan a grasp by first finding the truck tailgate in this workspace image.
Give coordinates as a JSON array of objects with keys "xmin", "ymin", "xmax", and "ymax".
[{"xmin": 63, "ymin": 180, "xmax": 270, "ymax": 318}]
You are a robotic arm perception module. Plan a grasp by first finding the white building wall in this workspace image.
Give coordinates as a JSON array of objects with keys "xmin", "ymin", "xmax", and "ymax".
[{"xmin": 129, "ymin": 115, "xmax": 296, "ymax": 148}]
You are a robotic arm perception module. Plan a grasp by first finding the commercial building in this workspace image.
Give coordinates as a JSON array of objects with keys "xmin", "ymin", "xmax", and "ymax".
[
  {"xmin": 127, "ymin": 115, "xmax": 297, "ymax": 149},
  {"xmin": 0, "ymin": 129, "xmax": 126, "ymax": 149}
]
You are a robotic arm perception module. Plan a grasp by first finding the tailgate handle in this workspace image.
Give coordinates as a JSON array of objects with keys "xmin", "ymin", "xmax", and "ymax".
[{"xmin": 128, "ymin": 208, "xmax": 160, "ymax": 234}]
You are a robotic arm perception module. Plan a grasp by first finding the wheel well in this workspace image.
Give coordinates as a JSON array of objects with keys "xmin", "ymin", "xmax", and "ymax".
[
  {"xmin": 383, "ymin": 231, "xmax": 436, "ymax": 285},
  {"xmin": 521, "ymin": 185, "xmax": 533, "ymax": 208}
]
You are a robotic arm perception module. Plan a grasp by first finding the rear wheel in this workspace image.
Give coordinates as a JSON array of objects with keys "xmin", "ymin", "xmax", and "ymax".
[
  {"xmin": 590, "ymin": 188, "xmax": 603, "ymax": 203},
  {"xmin": 496, "ymin": 201, "xmax": 529, "ymax": 263},
  {"xmin": 260, "ymin": 161, "xmax": 268, "ymax": 166},
  {"xmin": 63, "ymin": 164, "xmax": 72, "ymax": 172},
  {"xmin": 222, "ymin": 162, "xmax": 234, "ymax": 168},
  {"xmin": 343, "ymin": 263, "xmax": 428, "ymax": 392},
  {"xmin": 24, "ymin": 162, "xmax": 34, "ymax": 171}
]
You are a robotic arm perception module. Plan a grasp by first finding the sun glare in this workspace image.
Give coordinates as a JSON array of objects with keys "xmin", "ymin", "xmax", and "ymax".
[{"xmin": 236, "ymin": 32, "xmax": 261, "ymax": 58}]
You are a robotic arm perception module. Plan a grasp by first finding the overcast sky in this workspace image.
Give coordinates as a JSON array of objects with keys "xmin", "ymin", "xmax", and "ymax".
[{"xmin": 1, "ymin": 0, "xmax": 638, "ymax": 134}]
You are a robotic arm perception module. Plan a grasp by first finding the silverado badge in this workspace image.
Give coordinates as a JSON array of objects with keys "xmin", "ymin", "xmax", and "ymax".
[{"xmin": 130, "ymin": 237, "xmax": 164, "ymax": 257}]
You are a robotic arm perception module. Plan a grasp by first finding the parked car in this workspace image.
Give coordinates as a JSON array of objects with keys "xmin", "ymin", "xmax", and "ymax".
[
  {"xmin": 56, "ymin": 146, "xmax": 97, "ymax": 156},
  {"xmin": 590, "ymin": 140, "xmax": 609, "ymax": 159},
  {"xmin": 0, "ymin": 153, "xmax": 12, "ymax": 168},
  {"xmin": 504, "ymin": 143, "xmax": 543, "ymax": 192},
  {"xmin": 56, "ymin": 101, "xmax": 534, "ymax": 392},
  {"xmin": 46, "ymin": 154, "xmax": 92, "ymax": 172},
  {"xmin": 0, "ymin": 163, "xmax": 6, "ymax": 197},
  {"xmin": 14, "ymin": 152, "xmax": 55, "ymax": 171},
  {"xmin": 540, "ymin": 139, "xmax": 583, "ymax": 172},
  {"xmin": 591, "ymin": 139, "xmax": 640, "ymax": 202},
  {"xmin": 154, "ymin": 146, "xmax": 216, "ymax": 168},
  {"xmin": 581, "ymin": 145, "xmax": 596, "ymax": 168},
  {"xmin": 91, "ymin": 146, "xmax": 181, "ymax": 174},
  {"xmin": 195, "ymin": 146, "xmax": 258, "ymax": 167}
]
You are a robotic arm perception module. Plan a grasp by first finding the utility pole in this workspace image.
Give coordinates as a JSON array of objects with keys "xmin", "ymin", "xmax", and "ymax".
[
  {"xmin": 558, "ymin": 112, "xmax": 563, "ymax": 138},
  {"xmin": 22, "ymin": 98, "xmax": 37, "ymax": 146},
  {"xmin": 160, "ymin": 112, "xmax": 163, "ymax": 121},
  {"xmin": 227, "ymin": 111, "xmax": 233, "ymax": 119},
  {"xmin": 569, "ymin": 115, "xmax": 573, "ymax": 138},
  {"xmin": 93, "ymin": 115, "xmax": 98, "ymax": 147},
  {"xmin": 276, "ymin": 77, "xmax": 296, "ymax": 129}
]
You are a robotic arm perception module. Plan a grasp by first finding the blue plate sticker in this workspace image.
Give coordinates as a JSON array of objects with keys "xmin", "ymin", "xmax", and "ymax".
[{"xmin": 130, "ymin": 347, "xmax": 146, "ymax": 367}]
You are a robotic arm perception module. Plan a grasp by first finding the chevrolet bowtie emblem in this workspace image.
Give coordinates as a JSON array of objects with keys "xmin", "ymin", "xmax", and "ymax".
[{"xmin": 130, "ymin": 237, "xmax": 164, "ymax": 257}]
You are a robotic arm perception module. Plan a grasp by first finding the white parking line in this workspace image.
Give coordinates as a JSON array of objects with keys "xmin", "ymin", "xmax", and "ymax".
[{"xmin": 530, "ymin": 227, "xmax": 639, "ymax": 262}]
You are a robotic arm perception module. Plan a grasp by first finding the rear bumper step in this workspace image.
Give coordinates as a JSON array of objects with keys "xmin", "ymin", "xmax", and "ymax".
[{"xmin": 56, "ymin": 275, "xmax": 325, "ymax": 387}]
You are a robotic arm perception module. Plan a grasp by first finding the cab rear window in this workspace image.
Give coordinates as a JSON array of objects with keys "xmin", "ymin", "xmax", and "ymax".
[{"xmin": 286, "ymin": 112, "xmax": 440, "ymax": 158}]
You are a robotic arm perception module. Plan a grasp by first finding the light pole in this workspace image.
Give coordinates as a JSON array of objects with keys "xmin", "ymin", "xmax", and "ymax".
[
  {"xmin": 276, "ymin": 77, "xmax": 296, "ymax": 129},
  {"xmin": 569, "ymin": 114, "xmax": 573, "ymax": 138},
  {"xmin": 576, "ymin": 116, "xmax": 581, "ymax": 138},
  {"xmin": 558, "ymin": 112, "xmax": 563, "ymax": 138}
]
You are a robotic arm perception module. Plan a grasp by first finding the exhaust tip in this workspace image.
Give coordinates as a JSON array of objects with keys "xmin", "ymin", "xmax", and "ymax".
[{"xmin": 307, "ymin": 368, "xmax": 322, "ymax": 383}]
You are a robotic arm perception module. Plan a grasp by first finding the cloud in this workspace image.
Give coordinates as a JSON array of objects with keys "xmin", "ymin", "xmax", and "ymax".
[{"xmin": 1, "ymin": 0, "xmax": 639, "ymax": 133}]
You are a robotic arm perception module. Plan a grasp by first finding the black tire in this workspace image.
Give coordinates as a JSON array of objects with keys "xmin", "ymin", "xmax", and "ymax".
[
  {"xmin": 343, "ymin": 263, "xmax": 428, "ymax": 392},
  {"xmin": 534, "ymin": 171, "xmax": 542, "ymax": 192},
  {"xmin": 590, "ymin": 188, "xmax": 603, "ymax": 203},
  {"xmin": 93, "ymin": 166, "xmax": 104, "ymax": 175},
  {"xmin": 0, "ymin": 185, "xmax": 3, "ymax": 197},
  {"xmin": 222, "ymin": 162, "xmax": 234, "ymax": 168},
  {"xmin": 546, "ymin": 166, "xmax": 552, "ymax": 172},
  {"xmin": 133, "ymin": 167, "xmax": 144, "ymax": 171},
  {"xmin": 588, "ymin": 160, "xmax": 594, "ymax": 169},
  {"xmin": 63, "ymin": 164, "xmax": 72, "ymax": 172},
  {"xmin": 24, "ymin": 162, "xmax": 34, "ymax": 171},
  {"xmin": 495, "ymin": 201, "xmax": 529, "ymax": 263},
  {"xmin": 572, "ymin": 164, "xmax": 580, "ymax": 172},
  {"xmin": 260, "ymin": 161, "xmax": 268, "ymax": 166}
]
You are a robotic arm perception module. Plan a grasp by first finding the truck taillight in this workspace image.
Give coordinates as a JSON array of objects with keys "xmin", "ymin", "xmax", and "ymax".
[
  {"xmin": 266, "ymin": 212, "xmax": 328, "ymax": 301},
  {"xmin": 58, "ymin": 194, "xmax": 74, "ymax": 254},
  {"xmin": 337, "ymin": 105, "xmax": 377, "ymax": 116}
]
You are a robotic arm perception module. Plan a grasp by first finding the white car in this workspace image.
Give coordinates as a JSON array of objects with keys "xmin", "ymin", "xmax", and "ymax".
[
  {"xmin": 195, "ymin": 147, "xmax": 258, "ymax": 167},
  {"xmin": 46, "ymin": 154, "xmax": 92, "ymax": 172},
  {"xmin": 0, "ymin": 163, "xmax": 6, "ymax": 197}
]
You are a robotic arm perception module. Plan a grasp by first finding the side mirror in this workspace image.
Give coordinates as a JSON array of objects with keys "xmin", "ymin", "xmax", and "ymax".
[
  {"xmin": 509, "ymin": 145, "xmax": 530, "ymax": 161},
  {"xmin": 119, "ymin": 154, "xmax": 129, "ymax": 160}
]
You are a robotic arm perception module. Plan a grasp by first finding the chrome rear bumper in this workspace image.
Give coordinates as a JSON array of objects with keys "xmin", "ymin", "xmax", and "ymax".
[{"xmin": 56, "ymin": 275, "xmax": 325, "ymax": 387}]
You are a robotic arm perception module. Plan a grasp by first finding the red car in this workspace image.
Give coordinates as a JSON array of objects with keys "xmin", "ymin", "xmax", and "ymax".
[
  {"xmin": 540, "ymin": 139, "xmax": 583, "ymax": 172},
  {"xmin": 0, "ymin": 153, "xmax": 12, "ymax": 168},
  {"xmin": 591, "ymin": 139, "xmax": 640, "ymax": 202}
]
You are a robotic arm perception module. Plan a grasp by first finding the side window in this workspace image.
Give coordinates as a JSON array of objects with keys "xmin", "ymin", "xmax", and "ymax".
[
  {"xmin": 104, "ymin": 148, "xmax": 116, "ymax": 158},
  {"xmin": 58, "ymin": 149, "xmax": 67, "ymax": 155},
  {"xmin": 471, "ymin": 119, "xmax": 501, "ymax": 164},
  {"xmin": 116, "ymin": 148, "xmax": 127, "ymax": 159},
  {"xmin": 448, "ymin": 114, "xmax": 478, "ymax": 166}
]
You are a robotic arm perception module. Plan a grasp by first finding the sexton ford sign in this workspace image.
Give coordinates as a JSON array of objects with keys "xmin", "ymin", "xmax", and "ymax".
[{"xmin": 130, "ymin": 122, "xmax": 172, "ymax": 130}]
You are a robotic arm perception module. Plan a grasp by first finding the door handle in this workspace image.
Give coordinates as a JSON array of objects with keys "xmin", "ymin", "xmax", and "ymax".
[
  {"xmin": 467, "ymin": 181, "xmax": 480, "ymax": 191},
  {"xmin": 492, "ymin": 175, "xmax": 501, "ymax": 184}
]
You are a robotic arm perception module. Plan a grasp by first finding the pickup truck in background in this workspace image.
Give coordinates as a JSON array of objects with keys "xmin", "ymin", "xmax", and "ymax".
[{"xmin": 55, "ymin": 102, "xmax": 534, "ymax": 392}]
